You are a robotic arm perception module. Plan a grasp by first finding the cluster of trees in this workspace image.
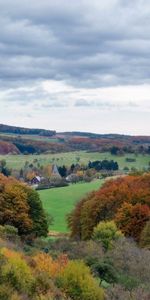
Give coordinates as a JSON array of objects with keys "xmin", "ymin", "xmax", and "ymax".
[
  {"xmin": 68, "ymin": 173, "xmax": 150, "ymax": 242},
  {"xmin": 0, "ymin": 174, "xmax": 48, "ymax": 237},
  {"xmin": 68, "ymin": 137, "xmax": 126, "ymax": 152},
  {"xmin": 0, "ymin": 124, "xmax": 56, "ymax": 136},
  {"xmin": 13, "ymin": 139, "xmax": 66, "ymax": 154},
  {"xmin": 0, "ymin": 135, "xmax": 67, "ymax": 154},
  {"xmin": 88, "ymin": 160, "xmax": 118, "ymax": 171}
]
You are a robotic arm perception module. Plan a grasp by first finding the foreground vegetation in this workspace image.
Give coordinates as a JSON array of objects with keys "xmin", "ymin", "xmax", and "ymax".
[{"xmin": 0, "ymin": 224, "xmax": 149, "ymax": 300}]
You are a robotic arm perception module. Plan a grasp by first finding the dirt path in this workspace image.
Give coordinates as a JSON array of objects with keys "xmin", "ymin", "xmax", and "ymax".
[{"xmin": 48, "ymin": 230, "xmax": 69, "ymax": 238}]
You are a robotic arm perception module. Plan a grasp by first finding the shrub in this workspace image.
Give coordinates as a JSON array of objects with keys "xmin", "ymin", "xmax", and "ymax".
[
  {"xmin": 140, "ymin": 220, "xmax": 150, "ymax": 249},
  {"xmin": 0, "ymin": 247, "xmax": 34, "ymax": 294},
  {"xmin": 57, "ymin": 260, "xmax": 104, "ymax": 300},
  {"xmin": 89, "ymin": 259, "xmax": 118, "ymax": 284},
  {"xmin": 0, "ymin": 284, "xmax": 13, "ymax": 300},
  {"xmin": 33, "ymin": 252, "xmax": 68, "ymax": 279}
]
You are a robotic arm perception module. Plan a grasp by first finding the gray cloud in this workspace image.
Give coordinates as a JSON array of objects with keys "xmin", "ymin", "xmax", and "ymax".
[
  {"xmin": 0, "ymin": 0, "xmax": 150, "ymax": 89},
  {"xmin": 74, "ymin": 99, "xmax": 139, "ymax": 109},
  {"xmin": 75, "ymin": 99, "xmax": 92, "ymax": 107}
]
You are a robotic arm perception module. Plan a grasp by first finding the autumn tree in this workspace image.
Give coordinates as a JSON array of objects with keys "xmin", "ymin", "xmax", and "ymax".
[
  {"xmin": 93, "ymin": 221, "xmax": 123, "ymax": 250},
  {"xmin": 68, "ymin": 174, "xmax": 150, "ymax": 241},
  {"xmin": 115, "ymin": 203, "xmax": 150, "ymax": 242},
  {"xmin": 0, "ymin": 174, "xmax": 48, "ymax": 237}
]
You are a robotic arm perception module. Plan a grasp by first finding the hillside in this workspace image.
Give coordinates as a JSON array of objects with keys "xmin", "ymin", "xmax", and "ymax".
[
  {"xmin": 0, "ymin": 141, "xmax": 20, "ymax": 154},
  {"xmin": 0, "ymin": 124, "xmax": 150, "ymax": 155},
  {"xmin": 0, "ymin": 124, "xmax": 56, "ymax": 136}
]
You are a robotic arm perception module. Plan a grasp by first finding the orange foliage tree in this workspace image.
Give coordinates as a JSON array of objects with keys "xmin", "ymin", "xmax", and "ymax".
[
  {"xmin": 33, "ymin": 252, "xmax": 68, "ymax": 278},
  {"xmin": 0, "ymin": 174, "xmax": 48, "ymax": 237},
  {"xmin": 68, "ymin": 174, "xmax": 150, "ymax": 241}
]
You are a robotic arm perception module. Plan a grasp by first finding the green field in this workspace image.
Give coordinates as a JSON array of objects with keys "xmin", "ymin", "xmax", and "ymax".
[
  {"xmin": 0, "ymin": 151, "xmax": 150, "ymax": 170},
  {"xmin": 39, "ymin": 180, "xmax": 104, "ymax": 233}
]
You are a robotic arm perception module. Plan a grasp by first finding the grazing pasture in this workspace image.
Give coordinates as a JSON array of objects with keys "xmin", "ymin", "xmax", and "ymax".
[{"xmin": 0, "ymin": 151, "xmax": 150, "ymax": 170}]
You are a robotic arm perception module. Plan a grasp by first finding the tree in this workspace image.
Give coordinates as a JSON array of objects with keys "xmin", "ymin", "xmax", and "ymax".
[
  {"xmin": 0, "ymin": 178, "xmax": 32, "ymax": 235},
  {"xmin": 26, "ymin": 171, "xmax": 36, "ymax": 181},
  {"xmin": 0, "ymin": 160, "xmax": 11, "ymax": 176},
  {"xmin": 24, "ymin": 187, "xmax": 48, "ymax": 237},
  {"xmin": 58, "ymin": 165, "xmax": 67, "ymax": 177},
  {"xmin": 68, "ymin": 174, "xmax": 150, "ymax": 240},
  {"xmin": 0, "ymin": 174, "xmax": 48, "ymax": 237},
  {"xmin": 110, "ymin": 146, "xmax": 119, "ymax": 155},
  {"xmin": 115, "ymin": 203, "xmax": 150, "ymax": 242},
  {"xmin": 91, "ymin": 259, "xmax": 118, "ymax": 284},
  {"xmin": 43, "ymin": 165, "xmax": 52, "ymax": 178},
  {"xmin": 92, "ymin": 221, "xmax": 122, "ymax": 250}
]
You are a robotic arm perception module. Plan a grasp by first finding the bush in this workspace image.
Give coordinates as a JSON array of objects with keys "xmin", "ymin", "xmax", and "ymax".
[
  {"xmin": 0, "ymin": 284, "xmax": 13, "ymax": 300},
  {"xmin": 57, "ymin": 260, "xmax": 104, "ymax": 300},
  {"xmin": 140, "ymin": 220, "xmax": 150, "ymax": 249},
  {"xmin": 89, "ymin": 259, "xmax": 118, "ymax": 284},
  {"xmin": 0, "ymin": 248, "xmax": 34, "ymax": 294}
]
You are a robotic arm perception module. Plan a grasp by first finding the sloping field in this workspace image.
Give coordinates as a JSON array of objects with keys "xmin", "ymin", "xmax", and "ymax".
[{"xmin": 39, "ymin": 179, "xmax": 104, "ymax": 233}]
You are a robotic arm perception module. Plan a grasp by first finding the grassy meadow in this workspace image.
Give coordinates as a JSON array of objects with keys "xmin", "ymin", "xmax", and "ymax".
[
  {"xmin": 0, "ymin": 151, "xmax": 150, "ymax": 170},
  {"xmin": 39, "ymin": 179, "xmax": 104, "ymax": 233}
]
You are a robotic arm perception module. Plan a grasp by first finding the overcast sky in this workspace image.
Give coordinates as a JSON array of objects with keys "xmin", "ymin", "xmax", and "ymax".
[{"xmin": 0, "ymin": 0, "xmax": 150, "ymax": 135}]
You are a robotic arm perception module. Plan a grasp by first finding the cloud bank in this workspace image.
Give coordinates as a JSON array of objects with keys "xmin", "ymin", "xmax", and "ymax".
[{"xmin": 0, "ymin": 0, "xmax": 150, "ymax": 134}]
